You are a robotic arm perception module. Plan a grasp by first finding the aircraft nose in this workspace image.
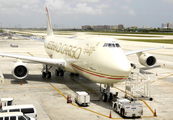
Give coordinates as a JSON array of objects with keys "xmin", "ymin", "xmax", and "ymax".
[
  {"xmin": 113, "ymin": 54, "xmax": 131, "ymax": 76},
  {"xmin": 118, "ymin": 62, "xmax": 131, "ymax": 76}
]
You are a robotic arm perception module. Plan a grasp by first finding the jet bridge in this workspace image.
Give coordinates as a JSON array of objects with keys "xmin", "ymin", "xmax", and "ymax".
[{"xmin": 125, "ymin": 69, "xmax": 157, "ymax": 101}]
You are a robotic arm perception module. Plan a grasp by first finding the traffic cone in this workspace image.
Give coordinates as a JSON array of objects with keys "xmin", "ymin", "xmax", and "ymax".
[
  {"xmin": 20, "ymin": 80, "xmax": 22, "ymax": 85},
  {"xmin": 163, "ymin": 63, "xmax": 165, "ymax": 66},
  {"xmin": 109, "ymin": 111, "xmax": 112, "ymax": 118},
  {"xmin": 156, "ymin": 72, "xmax": 157, "ymax": 76},
  {"xmin": 154, "ymin": 109, "xmax": 157, "ymax": 117}
]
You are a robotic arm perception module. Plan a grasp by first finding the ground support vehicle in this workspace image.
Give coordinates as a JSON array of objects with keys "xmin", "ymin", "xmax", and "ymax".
[
  {"xmin": 75, "ymin": 91, "xmax": 90, "ymax": 107},
  {"xmin": 112, "ymin": 98, "xmax": 143, "ymax": 118},
  {"xmin": 0, "ymin": 98, "xmax": 13, "ymax": 108},
  {"xmin": 0, "ymin": 112, "xmax": 35, "ymax": 120},
  {"xmin": 0, "ymin": 104, "xmax": 37, "ymax": 119}
]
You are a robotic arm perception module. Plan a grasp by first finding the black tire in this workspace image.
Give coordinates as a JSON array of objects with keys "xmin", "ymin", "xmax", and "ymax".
[
  {"xmin": 131, "ymin": 98, "xmax": 134, "ymax": 101},
  {"xmin": 102, "ymin": 93, "xmax": 107, "ymax": 102},
  {"xmin": 70, "ymin": 73, "xmax": 74, "ymax": 76},
  {"xmin": 114, "ymin": 104, "xmax": 117, "ymax": 112},
  {"xmin": 42, "ymin": 72, "xmax": 46, "ymax": 78},
  {"xmin": 109, "ymin": 93, "xmax": 113, "ymax": 101},
  {"xmin": 121, "ymin": 109, "xmax": 125, "ymax": 118},
  {"xmin": 55, "ymin": 70, "xmax": 59, "ymax": 76},
  {"xmin": 149, "ymin": 98, "xmax": 153, "ymax": 101},
  {"xmin": 59, "ymin": 70, "xmax": 64, "ymax": 76},
  {"xmin": 47, "ymin": 71, "xmax": 51, "ymax": 78}
]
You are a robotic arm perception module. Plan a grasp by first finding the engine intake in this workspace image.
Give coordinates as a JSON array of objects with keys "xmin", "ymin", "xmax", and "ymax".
[
  {"xmin": 137, "ymin": 52, "xmax": 156, "ymax": 67},
  {"xmin": 12, "ymin": 60, "xmax": 28, "ymax": 79}
]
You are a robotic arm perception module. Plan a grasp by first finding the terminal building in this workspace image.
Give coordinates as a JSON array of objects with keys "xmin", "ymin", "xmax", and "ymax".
[
  {"xmin": 162, "ymin": 23, "xmax": 173, "ymax": 29},
  {"xmin": 82, "ymin": 24, "xmax": 124, "ymax": 30}
]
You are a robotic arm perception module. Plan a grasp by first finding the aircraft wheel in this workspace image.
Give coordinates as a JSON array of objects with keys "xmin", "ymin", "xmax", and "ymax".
[
  {"xmin": 121, "ymin": 109, "xmax": 125, "ymax": 117},
  {"xmin": 55, "ymin": 70, "xmax": 59, "ymax": 76},
  {"xmin": 102, "ymin": 93, "xmax": 107, "ymax": 102},
  {"xmin": 109, "ymin": 93, "xmax": 113, "ymax": 101},
  {"xmin": 70, "ymin": 73, "xmax": 75, "ymax": 76},
  {"xmin": 47, "ymin": 71, "xmax": 51, "ymax": 78},
  {"xmin": 42, "ymin": 72, "xmax": 46, "ymax": 78},
  {"xmin": 59, "ymin": 70, "xmax": 64, "ymax": 76},
  {"xmin": 114, "ymin": 104, "xmax": 118, "ymax": 112},
  {"xmin": 75, "ymin": 74, "xmax": 79, "ymax": 76}
]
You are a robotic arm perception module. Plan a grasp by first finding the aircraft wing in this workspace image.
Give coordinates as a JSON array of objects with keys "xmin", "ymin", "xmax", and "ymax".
[
  {"xmin": 0, "ymin": 53, "xmax": 65, "ymax": 67},
  {"xmin": 125, "ymin": 46, "xmax": 164, "ymax": 56},
  {"xmin": 66, "ymin": 36, "xmax": 77, "ymax": 39},
  {"xmin": 15, "ymin": 35, "xmax": 44, "ymax": 42}
]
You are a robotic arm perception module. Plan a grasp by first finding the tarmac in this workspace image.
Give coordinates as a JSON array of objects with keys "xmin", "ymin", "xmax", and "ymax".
[{"xmin": 0, "ymin": 32, "xmax": 173, "ymax": 120}]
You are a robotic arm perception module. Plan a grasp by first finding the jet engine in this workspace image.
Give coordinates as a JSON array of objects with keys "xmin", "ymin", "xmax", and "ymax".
[
  {"xmin": 11, "ymin": 60, "xmax": 28, "ymax": 79},
  {"xmin": 137, "ymin": 52, "xmax": 156, "ymax": 67}
]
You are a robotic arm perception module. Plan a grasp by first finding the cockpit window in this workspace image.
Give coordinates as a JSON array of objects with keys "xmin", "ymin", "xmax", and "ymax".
[
  {"xmin": 116, "ymin": 43, "xmax": 120, "ymax": 47},
  {"xmin": 103, "ymin": 43, "xmax": 120, "ymax": 48}
]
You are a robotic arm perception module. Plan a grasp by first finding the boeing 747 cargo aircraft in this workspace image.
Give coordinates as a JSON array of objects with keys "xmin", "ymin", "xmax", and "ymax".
[{"xmin": 0, "ymin": 7, "xmax": 163, "ymax": 102}]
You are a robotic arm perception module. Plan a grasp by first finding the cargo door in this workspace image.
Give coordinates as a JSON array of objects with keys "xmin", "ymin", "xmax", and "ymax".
[{"xmin": 86, "ymin": 95, "xmax": 90, "ymax": 103}]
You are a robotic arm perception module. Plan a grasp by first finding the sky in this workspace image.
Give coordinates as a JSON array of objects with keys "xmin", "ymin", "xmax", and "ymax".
[{"xmin": 0, "ymin": 0, "xmax": 173, "ymax": 28}]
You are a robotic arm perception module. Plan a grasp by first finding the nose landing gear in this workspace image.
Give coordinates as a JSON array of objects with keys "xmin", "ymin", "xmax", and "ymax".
[{"xmin": 100, "ymin": 84, "xmax": 114, "ymax": 102}]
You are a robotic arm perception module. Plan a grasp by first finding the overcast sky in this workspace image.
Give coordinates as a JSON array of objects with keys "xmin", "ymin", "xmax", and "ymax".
[{"xmin": 0, "ymin": 0, "xmax": 173, "ymax": 28}]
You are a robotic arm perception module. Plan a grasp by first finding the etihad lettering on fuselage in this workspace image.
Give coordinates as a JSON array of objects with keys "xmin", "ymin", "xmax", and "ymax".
[{"xmin": 46, "ymin": 41, "xmax": 82, "ymax": 59}]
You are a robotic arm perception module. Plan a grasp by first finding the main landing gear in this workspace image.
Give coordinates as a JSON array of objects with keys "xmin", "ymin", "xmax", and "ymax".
[
  {"xmin": 42, "ymin": 65, "xmax": 52, "ymax": 78},
  {"xmin": 100, "ymin": 84, "xmax": 113, "ymax": 102},
  {"xmin": 42, "ymin": 65, "xmax": 65, "ymax": 78},
  {"xmin": 55, "ymin": 68, "xmax": 64, "ymax": 76}
]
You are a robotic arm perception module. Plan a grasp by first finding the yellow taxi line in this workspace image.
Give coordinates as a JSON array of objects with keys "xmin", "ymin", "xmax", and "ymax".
[
  {"xmin": 49, "ymin": 83, "xmax": 115, "ymax": 119},
  {"xmin": 50, "ymin": 81, "xmax": 156, "ymax": 119},
  {"xmin": 139, "ymin": 99, "xmax": 154, "ymax": 115},
  {"xmin": 151, "ymin": 73, "xmax": 173, "ymax": 83},
  {"xmin": 27, "ymin": 52, "xmax": 34, "ymax": 56},
  {"xmin": 70, "ymin": 103, "xmax": 110, "ymax": 118},
  {"xmin": 114, "ymin": 73, "xmax": 173, "ymax": 115},
  {"xmin": 114, "ymin": 86, "xmax": 155, "ymax": 117},
  {"xmin": 49, "ymin": 83, "xmax": 67, "ymax": 100}
]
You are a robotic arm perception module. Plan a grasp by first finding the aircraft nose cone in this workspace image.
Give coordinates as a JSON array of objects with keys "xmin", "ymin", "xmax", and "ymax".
[
  {"xmin": 114, "ymin": 54, "xmax": 131, "ymax": 76},
  {"xmin": 118, "ymin": 63, "xmax": 131, "ymax": 76}
]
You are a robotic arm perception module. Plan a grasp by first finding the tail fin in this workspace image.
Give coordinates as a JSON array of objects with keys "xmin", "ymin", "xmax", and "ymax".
[{"xmin": 46, "ymin": 7, "xmax": 54, "ymax": 36}]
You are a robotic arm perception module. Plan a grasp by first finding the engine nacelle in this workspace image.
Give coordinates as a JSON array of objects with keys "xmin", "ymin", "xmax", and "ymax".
[
  {"xmin": 137, "ymin": 52, "xmax": 156, "ymax": 67},
  {"xmin": 11, "ymin": 60, "xmax": 28, "ymax": 79}
]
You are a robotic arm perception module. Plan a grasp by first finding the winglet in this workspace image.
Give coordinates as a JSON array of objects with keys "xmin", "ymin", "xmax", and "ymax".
[{"xmin": 46, "ymin": 7, "xmax": 54, "ymax": 36}]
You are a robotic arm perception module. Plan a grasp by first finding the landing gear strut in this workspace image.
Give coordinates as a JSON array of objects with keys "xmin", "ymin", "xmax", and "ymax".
[
  {"xmin": 100, "ymin": 84, "xmax": 113, "ymax": 102},
  {"xmin": 42, "ymin": 65, "xmax": 52, "ymax": 78}
]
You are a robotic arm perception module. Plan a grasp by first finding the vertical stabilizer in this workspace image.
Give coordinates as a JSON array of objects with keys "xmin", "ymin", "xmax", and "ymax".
[{"xmin": 46, "ymin": 7, "xmax": 54, "ymax": 36}]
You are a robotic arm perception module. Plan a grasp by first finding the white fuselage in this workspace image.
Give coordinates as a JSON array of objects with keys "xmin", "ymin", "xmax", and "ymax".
[{"xmin": 44, "ymin": 36, "xmax": 131, "ymax": 84}]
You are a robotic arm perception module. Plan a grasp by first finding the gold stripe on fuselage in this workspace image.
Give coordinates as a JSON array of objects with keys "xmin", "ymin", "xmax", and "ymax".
[{"xmin": 71, "ymin": 63, "xmax": 128, "ymax": 78}]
